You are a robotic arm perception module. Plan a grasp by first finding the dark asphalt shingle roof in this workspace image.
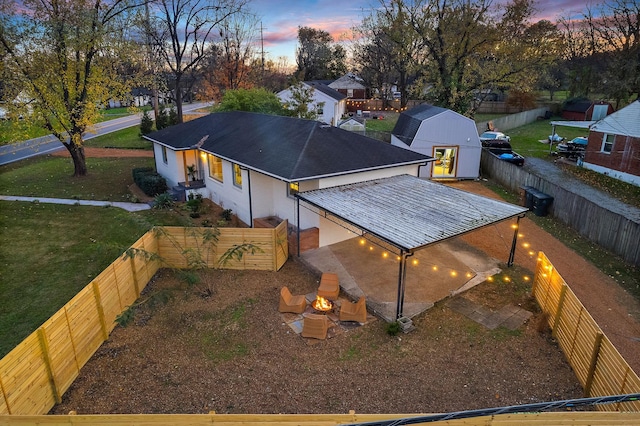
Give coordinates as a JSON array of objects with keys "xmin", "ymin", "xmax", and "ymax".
[
  {"xmin": 145, "ymin": 112, "xmax": 431, "ymax": 182},
  {"xmin": 391, "ymin": 104, "xmax": 448, "ymax": 146},
  {"xmin": 305, "ymin": 81, "xmax": 347, "ymax": 101}
]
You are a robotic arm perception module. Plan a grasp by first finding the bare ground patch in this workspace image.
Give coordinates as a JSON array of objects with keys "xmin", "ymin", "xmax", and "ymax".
[{"xmin": 50, "ymin": 258, "xmax": 582, "ymax": 415}]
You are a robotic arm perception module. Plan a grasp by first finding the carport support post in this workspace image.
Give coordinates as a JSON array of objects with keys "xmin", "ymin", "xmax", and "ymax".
[
  {"xmin": 395, "ymin": 251, "xmax": 412, "ymax": 320},
  {"xmin": 296, "ymin": 196, "xmax": 301, "ymax": 257},
  {"xmin": 508, "ymin": 215, "xmax": 524, "ymax": 267}
]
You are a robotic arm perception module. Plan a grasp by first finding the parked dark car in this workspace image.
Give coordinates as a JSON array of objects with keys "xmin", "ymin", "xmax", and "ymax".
[{"xmin": 484, "ymin": 141, "xmax": 525, "ymax": 166}]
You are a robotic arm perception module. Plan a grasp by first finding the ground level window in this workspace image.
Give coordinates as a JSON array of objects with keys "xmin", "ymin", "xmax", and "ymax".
[
  {"xmin": 288, "ymin": 182, "xmax": 299, "ymax": 197},
  {"xmin": 601, "ymin": 134, "xmax": 614, "ymax": 153},
  {"xmin": 208, "ymin": 154, "xmax": 223, "ymax": 182},
  {"xmin": 161, "ymin": 146, "xmax": 168, "ymax": 164},
  {"xmin": 233, "ymin": 163, "xmax": 242, "ymax": 188}
]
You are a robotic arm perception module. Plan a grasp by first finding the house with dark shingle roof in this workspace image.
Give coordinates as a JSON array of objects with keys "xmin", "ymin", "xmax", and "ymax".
[
  {"xmin": 278, "ymin": 82, "xmax": 347, "ymax": 126},
  {"xmin": 144, "ymin": 111, "xmax": 431, "ymax": 247},
  {"xmin": 391, "ymin": 104, "xmax": 481, "ymax": 179}
]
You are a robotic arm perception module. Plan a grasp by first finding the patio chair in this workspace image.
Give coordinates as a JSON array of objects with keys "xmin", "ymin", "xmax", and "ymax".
[
  {"xmin": 301, "ymin": 313, "xmax": 329, "ymax": 340},
  {"xmin": 279, "ymin": 286, "xmax": 307, "ymax": 314},
  {"xmin": 339, "ymin": 296, "xmax": 367, "ymax": 324},
  {"xmin": 317, "ymin": 272, "xmax": 340, "ymax": 300}
]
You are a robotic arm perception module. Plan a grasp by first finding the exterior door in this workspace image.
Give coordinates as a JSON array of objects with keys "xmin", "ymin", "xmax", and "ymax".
[{"xmin": 432, "ymin": 147, "xmax": 458, "ymax": 178}]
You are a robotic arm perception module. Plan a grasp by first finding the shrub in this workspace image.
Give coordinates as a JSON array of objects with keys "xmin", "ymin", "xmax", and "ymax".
[
  {"xmin": 221, "ymin": 208, "xmax": 233, "ymax": 221},
  {"xmin": 132, "ymin": 166, "xmax": 154, "ymax": 182},
  {"xmin": 138, "ymin": 174, "xmax": 168, "ymax": 196},
  {"xmin": 385, "ymin": 321, "xmax": 401, "ymax": 336},
  {"xmin": 153, "ymin": 193, "xmax": 174, "ymax": 209},
  {"xmin": 140, "ymin": 110, "xmax": 154, "ymax": 135},
  {"xmin": 132, "ymin": 167, "xmax": 168, "ymax": 196}
]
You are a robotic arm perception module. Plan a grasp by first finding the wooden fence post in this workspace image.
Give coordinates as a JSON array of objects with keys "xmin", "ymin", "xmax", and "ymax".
[
  {"xmin": 129, "ymin": 256, "xmax": 141, "ymax": 297},
  {"xmin": 92, "ymin": 282, "xmax": 109, "ymax": 341},
  {"xmin": 37, "ymin": 328, "xmax": 61, "ymax": 404},
  {"xmin": 584, "ymin": 332, "xmax": 603, "ymax": 397},
  {"xmin": 551, "ymin": 284, "xmax": 567, "ymax": 338}
]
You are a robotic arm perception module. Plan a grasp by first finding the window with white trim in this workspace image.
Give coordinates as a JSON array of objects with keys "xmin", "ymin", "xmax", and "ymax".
[
  {"xmin": 232, "ymin": 163, "xmax": 242, "ymax": 188},
  {"xmin": 208, "ymin": 154, "xmax": 223, "ymax": 182},
  {"xmin": 601, "ymin": 134, "xmax": 614, "ymax": 153}
]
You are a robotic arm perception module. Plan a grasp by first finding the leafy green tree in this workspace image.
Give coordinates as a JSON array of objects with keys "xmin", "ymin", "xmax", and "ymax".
[
  {"xmin": 354, "ymin": 0, "xmax": 563, "ymax": 115},
  {"xmin": 295, "ymin": 27, "xmax": 346, "ymax": 81},
  {"xmin": 0, "ymin": 0, "xmax": 144, "ymax": 176},
  {"xmin": 215, "ymin": 88, "xmax": 285, "ymax": 115},
  {"xmin": 281, "ymin": 82, "xmax": 322, "ymax": 120}
]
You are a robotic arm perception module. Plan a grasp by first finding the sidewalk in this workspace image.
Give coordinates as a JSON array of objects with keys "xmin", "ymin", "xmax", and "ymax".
[{"xmin": 0, "ymin": 195, "xmax": 151, "ymax": 212}]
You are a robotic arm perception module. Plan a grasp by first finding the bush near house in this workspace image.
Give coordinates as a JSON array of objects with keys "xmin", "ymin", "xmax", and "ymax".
[{"xmin": 132, "ymin": 167, "xmax": 167, "ymax": 196}]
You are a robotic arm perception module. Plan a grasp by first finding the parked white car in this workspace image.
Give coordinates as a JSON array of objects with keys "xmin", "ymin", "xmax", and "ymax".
[{"xmin": 479, "ymin": 131, "xmax": 511, "ymax": 142}]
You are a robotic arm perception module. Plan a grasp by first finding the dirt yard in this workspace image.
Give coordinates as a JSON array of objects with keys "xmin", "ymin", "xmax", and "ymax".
[
  {"xmin": 51, "ymin": 259, "xmax": 583, "ymax": 415},
  {"xmin": 48, "ymin": 151, "xmax": 639, "ymax": 415}
]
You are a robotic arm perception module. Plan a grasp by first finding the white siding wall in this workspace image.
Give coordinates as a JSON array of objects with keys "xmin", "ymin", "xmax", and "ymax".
[
  {"xmin": 202, "ymin": 157, "xmax": 251, "ymax": 225},
  {"xmin": 241, "ymin": 173, "xmax": 320, "ymax": 230},
  {"xmin": 277, "ymin": 87, "xmax": 343, "ymax": 126},
  {"xmin": 319, "ymin": 165, "xmax": 421, "ymax": 189},
  {"xmin": 153, "ymin": 144, "xmax": 182, "ymax": 188},
  {"xmin": 392, "ymin": 112, "xmax": 481, "ymax": 179}
]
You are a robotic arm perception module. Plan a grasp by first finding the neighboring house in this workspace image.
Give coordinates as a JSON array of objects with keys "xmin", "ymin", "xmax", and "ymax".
[
  {"xmin": 391, "ymin": 104, "xmax": 482, "ymax": 179},
  {"xmin": 561, "ymin": 99, "xmax": 614, "ymax": 121},
  {"xmin": 328, "ymin": 73, "xmax": 368, "ymax": 99},
  {"xmin": 582, "ymin": 100, "xmax": 640, "ymax": 186},
  {"xmin": 338, "ymin": 117, "xmax": 366, "ymax": 132},
  {"xmin": 278, "ymin": 82, "xmax": 347, "ymax": 126},
  {"xmin": 143, "ymin": 111, "xmax": 431, "ymax": 248}
]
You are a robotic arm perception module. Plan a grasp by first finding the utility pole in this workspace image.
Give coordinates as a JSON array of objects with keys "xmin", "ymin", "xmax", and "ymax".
[{"xmin": 260, "ymin": 21, "xmax": 265, "ymax": 84}]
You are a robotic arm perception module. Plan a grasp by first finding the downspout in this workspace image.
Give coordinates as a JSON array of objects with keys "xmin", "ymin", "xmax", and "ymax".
[
  {"xmin": 242, "ymin": 167, "xmax": 253, "ymax": 227},
  {"xmin": 395, "ymin": 251, "xmax": 414, "ymax": 320}
]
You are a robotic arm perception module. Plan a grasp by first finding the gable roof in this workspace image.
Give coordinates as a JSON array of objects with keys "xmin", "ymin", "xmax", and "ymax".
[
  {"xmin": 305, "ymin": 81, "xmax": 346, "ymax": 101},
  {"xmin": 391, "ymin": 104, "xmax": 451, "ymax": 146},
  {"xmin": 590, "ymin": 100, "xmax": 640, "ymax": 138},
  {"xmin": 329, "ymin": 73, "xmax": 366, "ymax": 90},
  {"xmin": 144, "ymin": 112, "xmax": 431, "ymax": 182}
]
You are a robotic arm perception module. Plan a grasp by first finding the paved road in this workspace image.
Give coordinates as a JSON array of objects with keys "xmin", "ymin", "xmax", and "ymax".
[{"xmin": 0, "ymin": 102, "xmax": 212, "ymax": 166}]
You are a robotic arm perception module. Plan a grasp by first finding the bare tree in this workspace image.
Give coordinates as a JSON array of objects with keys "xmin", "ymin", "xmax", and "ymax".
[{"xmin": 145, "ymin": 0, "xmax": 247, "ymax": 122}]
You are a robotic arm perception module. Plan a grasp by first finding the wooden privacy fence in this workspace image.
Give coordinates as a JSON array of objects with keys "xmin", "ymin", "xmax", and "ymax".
[
  {"xmin": 2, "ymin": 411, "xmax": 640, "ymax": 425},
  {"xmin": 0, "ymin": 224, "xmax": 288, "ymax": 416},
  {"xmin": 533, "ymin": 252, "xmax": 640, "ymax": 411}
]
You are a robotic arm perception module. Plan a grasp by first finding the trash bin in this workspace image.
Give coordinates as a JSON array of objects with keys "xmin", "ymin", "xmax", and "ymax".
[
  {"xmin": 520, "ymin": 186, "xmax": 553, "ymax": 216},
  {"xmin": 530, "ymin": 190, "xmax": 553, "ymax": 217},
  {"xmin": 520, "ymin": 185, "xmax": 535, "ymax": 209}
]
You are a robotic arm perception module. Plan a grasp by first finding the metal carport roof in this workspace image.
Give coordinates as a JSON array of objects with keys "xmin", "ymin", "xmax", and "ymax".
[{"xmin": 295, "ymin": 174, "xmax": 529, "ymax": 320}]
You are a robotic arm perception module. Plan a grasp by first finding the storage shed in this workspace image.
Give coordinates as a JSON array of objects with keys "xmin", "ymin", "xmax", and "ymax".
[{"xmin": 391, "ymin": 104, "xmax": 481, "ymax": 179}]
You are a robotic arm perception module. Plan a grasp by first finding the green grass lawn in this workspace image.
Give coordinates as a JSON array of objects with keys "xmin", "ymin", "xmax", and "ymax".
[
  {"xmin": 0, "ymin": 156, "xmax": 155, "ymax": 200},
  {"xmin": 365, "ymin": 112, "xmax": 399, "ymax": 132},
  {"xmin": 507, "ymin": 117, "xmax": 588, "ymax": 159},
  {"xmin": 85, "ymin": 126, "xmax": 152, "ymax": 150},
  {"xmin": 0, "ymin": 202, "xmax": 154, "ymax": 356},
  {"xmin": 0, "ymin": 153, "xmax": 187, "ymax": 357}
]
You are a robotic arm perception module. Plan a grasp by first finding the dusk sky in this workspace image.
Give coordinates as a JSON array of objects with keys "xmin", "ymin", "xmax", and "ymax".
[{"xmin": 249, "ymin": 0, "xmax": 592, "ymax": 65}]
